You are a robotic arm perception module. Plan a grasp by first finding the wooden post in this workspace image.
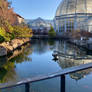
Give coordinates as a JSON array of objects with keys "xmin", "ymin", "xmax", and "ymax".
[
  {"xmin": 25, "ymin": 83, "xmax": 30, "ymax": 92},
  {"xmin": 60, "ymin": 75, "xmax": 65, "ymax": 92}
]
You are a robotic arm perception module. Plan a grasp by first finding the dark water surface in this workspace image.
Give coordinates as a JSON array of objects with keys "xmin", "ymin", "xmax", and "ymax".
[{"xmin": 1, "ymin": 39, "xmax": 92, "ymax": 92}]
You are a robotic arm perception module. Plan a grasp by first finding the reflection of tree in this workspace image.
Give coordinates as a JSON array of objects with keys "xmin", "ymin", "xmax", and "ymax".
[
  {"xmin": 0, "ymin": 61, "xmax": 17, "ymax": 83},
  {"xmin": 48, "ymin": 39, "xmax": 55, "ymax": 46},
  {"xmin": 0, "ymin": 68, "xmax": 7, "ymax": 82},
  {"xmin": 0, "ymin": 57, "xmax": 8, "ymax": 67},
  {"xmin": 0, "ymin": 43, "xmax": 33, "ymax": 83},
  {"xmin": 48, "ymin": 39, "xmax": 56, "ymax": 50},
  {"xmin": 31, "ymin": 39, "xmax": 56, "ymax": 54},
  {"xmin": 9, "ymin": 43, "xmax": 33, "ymax": 63},
  {"xmin": 31, "ymin": 39, "xmax": 49, "ymax": 54}
]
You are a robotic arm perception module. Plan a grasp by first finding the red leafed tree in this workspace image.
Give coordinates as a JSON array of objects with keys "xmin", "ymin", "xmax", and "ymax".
[
  {"xmin": 0, "ymin": 0, "xmax": 18, "ymax": 24},
  {"xmin": 0, "ymin": 0, "xmax": 18, "ymax": 32}
]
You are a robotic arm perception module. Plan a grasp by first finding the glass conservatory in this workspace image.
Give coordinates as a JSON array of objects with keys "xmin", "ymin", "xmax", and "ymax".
[{"xmin": 54, "ymin": 0, "xmax": 92, "ymax": 33}]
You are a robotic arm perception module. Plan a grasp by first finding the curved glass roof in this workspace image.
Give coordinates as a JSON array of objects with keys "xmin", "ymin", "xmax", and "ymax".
[{"xmin": 56, "ymin": 0, "xmax": 92, "ymax": 16}]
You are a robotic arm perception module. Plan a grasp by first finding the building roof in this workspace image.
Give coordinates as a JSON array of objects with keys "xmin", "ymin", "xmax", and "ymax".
[
  {"xmin": 56, "ymin": 0, "xmax": 92, "ymax": 17},
  {"xmin": 28, "ymin": 17, "xmax": 51, "ymax": 29},
  {"xmin": 15, "ymin": 14, "xmax": 24, "ymax": 19}
]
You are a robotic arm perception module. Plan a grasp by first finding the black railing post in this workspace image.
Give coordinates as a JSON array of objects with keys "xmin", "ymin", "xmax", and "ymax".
[
  {"xmin": 25, "ymin": 83, "xmax": 30, "ymax": 92},
  {"xmin": 60, "ymin": 75, "xmax": 65, "ymax": 92}
]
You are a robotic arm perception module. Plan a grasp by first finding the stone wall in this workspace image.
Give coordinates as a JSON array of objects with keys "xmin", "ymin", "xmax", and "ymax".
[{"xmin": 0, "ymin": 38, "xmax": 30, "ymax": 57}]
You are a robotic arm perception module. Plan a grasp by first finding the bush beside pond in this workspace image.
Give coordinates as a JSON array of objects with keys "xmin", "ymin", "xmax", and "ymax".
[
  {"xmin": 0, "ymin": 25, "xmax": 33, "ymax": 43},
  {"xmin": 13, "ymin": 26, "xmax": 33, "ymax": 38},
  {"xmin": 48, "ymin": 26, "xmax": 56, "ymax": 37}
]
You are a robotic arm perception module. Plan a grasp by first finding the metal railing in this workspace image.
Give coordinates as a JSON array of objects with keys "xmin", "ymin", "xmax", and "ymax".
[{"xmin": 1, "ymin": 63, "xmax": 92, "ymax": 92}]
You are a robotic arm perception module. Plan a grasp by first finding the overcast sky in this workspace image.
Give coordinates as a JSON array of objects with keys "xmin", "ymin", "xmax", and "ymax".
[{"xmin": 11, "ymin": 0, "xmax": 61, "ymax": 19}]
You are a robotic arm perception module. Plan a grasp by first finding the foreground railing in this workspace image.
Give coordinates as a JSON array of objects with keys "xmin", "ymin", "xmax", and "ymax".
[{"xmin": 1, "ymin": 63, "xmax": 92, "ymax": 92}]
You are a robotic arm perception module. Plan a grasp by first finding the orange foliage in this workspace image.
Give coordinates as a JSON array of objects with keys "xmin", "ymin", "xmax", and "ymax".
[{"xmin": 0, "ymin": 0, "xmax": 18, "ymax": 25}]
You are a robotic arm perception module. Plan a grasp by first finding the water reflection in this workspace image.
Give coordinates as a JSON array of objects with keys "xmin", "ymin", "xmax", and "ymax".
[
  {"xmin": 31, "ymin": 39, "xmax": 56, "ymax": 54},
  {"xmin": 0, "ymin": 43, "xmax": 33, "ymax": 83},
  {"xmin": 0, "ymin": 39, "xmax": 92, "ymax": 91},
  {"xmin": 53, "ymin": 40, "xmax": 92, "ymax": 81},
  {"xmin": 70, "ymin": 69, "xmax": 92, "ymax": 80}
]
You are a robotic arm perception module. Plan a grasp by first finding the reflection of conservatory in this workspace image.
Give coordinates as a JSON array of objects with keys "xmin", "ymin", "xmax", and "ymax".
[
  {"xmin": 54, "ymin": 0, "xmax": 92, "ymax": 33},
  {"xmin": 54, "ymin": 41, "xmax": 92, "ymax": 80}
]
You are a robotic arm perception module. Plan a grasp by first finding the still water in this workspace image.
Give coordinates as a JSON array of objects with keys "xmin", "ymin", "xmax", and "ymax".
[{"xmin": 1, "ymin": 39, "xmax": 92, "ymax": 92}]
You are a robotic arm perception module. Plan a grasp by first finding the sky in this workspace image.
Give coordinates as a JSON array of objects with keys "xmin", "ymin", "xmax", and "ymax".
[{"xmin": 11, "ymin": 0, "xmax": 61, "ymax": 19}]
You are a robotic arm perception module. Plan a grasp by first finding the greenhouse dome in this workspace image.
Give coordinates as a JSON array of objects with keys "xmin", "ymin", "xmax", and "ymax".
[{"xmin": 54, "ymin": 0, "xmax": 92, "ymax": 33}]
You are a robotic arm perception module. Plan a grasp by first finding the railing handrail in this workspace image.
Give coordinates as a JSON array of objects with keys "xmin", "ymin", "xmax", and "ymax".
[{"xmin": 0, "ymin": 63, "xmax": 92, "ymax": 89}]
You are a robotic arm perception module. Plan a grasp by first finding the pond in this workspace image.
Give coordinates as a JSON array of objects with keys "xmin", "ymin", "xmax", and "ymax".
[{"xmin": 1, "ymin": 39, "xmax": 92, "ymax": 92}]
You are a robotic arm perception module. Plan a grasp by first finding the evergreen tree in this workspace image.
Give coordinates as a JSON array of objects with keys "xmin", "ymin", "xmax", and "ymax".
[{"xmin": 48, "ymin": 25, "xmax": 56, "ymax": 37}]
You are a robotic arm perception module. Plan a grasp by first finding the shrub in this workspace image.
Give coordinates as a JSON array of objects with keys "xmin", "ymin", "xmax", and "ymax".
[
  {"xmin": 0, "ymin": 27, "xmax": 6, "ymax": 37},
  {"xmin": 10, "ymin": 33, "xmax": 15, "ymax": 40},
  {"xmin": 13, "ymin": 26, "xmax": 33, "ymax": 38},
  {"xmin": 5, "ymin": 21, "xmax": 14, "ymax": 33},
  {"xmin": 0, "ymin": 21, "xmax": 33, "ymax": 42},
  {"xmin": 48, "ymin": 26, "xmax": 56, "ymax": 37},
  {"xmin": 0, "ymin": 35, "xmax": 5, "ymax": 43},
  {"xmin": 0, "ymin": 27, "xmax": 14, "ymax": 42}
]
